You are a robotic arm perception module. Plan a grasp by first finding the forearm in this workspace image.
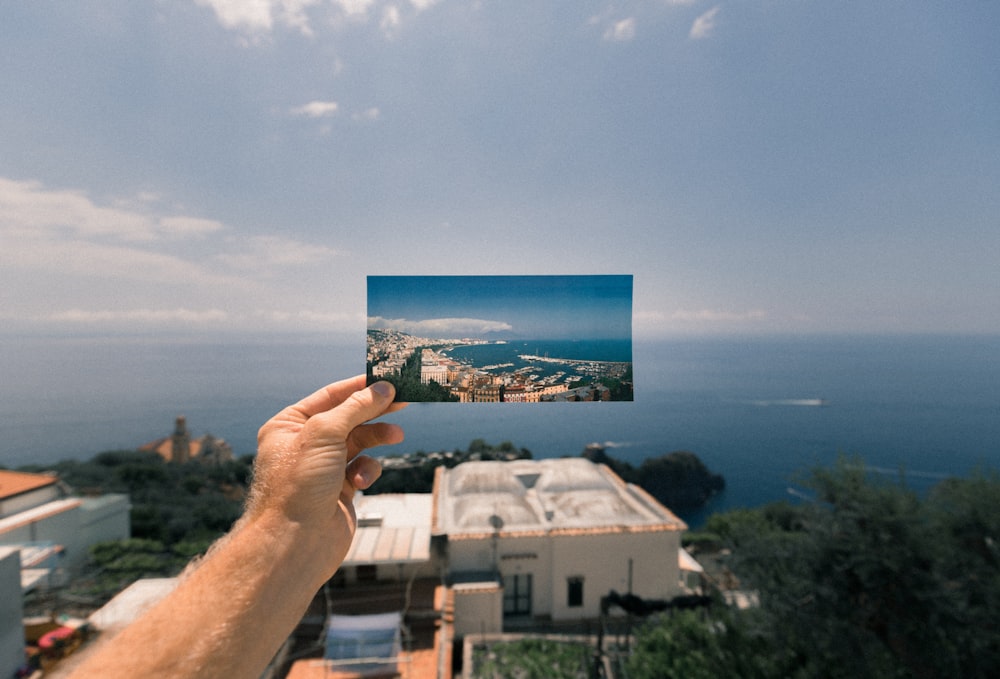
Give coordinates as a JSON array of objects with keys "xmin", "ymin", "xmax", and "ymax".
[
  {"xmin": 68, "ymin": 377, "xmax": 397, "ymax": 678},
  {"xmin": 69, "ymin": 513, "xmax": 333, "ymax": 679}
]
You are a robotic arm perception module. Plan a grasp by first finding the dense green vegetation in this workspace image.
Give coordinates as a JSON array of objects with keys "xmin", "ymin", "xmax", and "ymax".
[
  {"xmin": 471, "ymin": 638, "xmax": 592, "ymax": 679},
  {"xmin": 368, "ymin": 349, "xmax": 459, "ymax": 402},
  {"xmin": 582, "ymin": 445, "xmax": 725, "ymax": 511},
  {"xmin": 599, "ymin": 364, "xmax": 633, "ymax": 401},
  {"xmin": 626, "ymin": 458, "xmax": 1000, "ymax": 678}
]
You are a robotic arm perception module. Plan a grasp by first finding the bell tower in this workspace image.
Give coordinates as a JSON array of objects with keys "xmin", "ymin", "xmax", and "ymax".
[{"xmin": 171, "ymin": 415, "xmax": 191, "ymax": 464}]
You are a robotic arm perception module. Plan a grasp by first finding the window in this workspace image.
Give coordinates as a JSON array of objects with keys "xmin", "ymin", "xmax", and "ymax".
[
  {"xmin": 567, "ymin": 577, "xmax": 584, "ymax": 608},
  {"xmin": 356, "ymin": 564, "xmax": 377, "ymax": 582},
  {"xmin": 503, "ymin": 573, "xmax": 532, "ymax": 617}
]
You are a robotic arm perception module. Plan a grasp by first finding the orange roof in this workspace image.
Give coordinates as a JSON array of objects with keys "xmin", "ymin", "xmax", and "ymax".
[
  {"xmin": 140, "ymin": 437, "xmax": 204, "ymax": 463},
  {"xmin": 0, "ymin": 470, "xmax": 59, "ymax": 501}
]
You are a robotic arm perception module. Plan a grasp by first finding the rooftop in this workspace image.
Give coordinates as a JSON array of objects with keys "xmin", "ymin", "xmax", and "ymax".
[
  {"xmin": 0, "ymin": 469, "xmax": 59, "ymax": 501},
  {"xmin": 433, "ymin": 458, "xmax": 686, "ymax": 539},
  {"xmin": 344, "ymin": 493, "xmax": 433, "ymax": 566}
]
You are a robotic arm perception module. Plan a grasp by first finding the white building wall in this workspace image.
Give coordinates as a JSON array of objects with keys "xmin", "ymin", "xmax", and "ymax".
[
  {"xmin": 496, "ymin": 535, "xmax": 553, "ymax": 618},
  {"xmin": 0, "ymin": 500, "xmax": 81, "ymax": 546},
  {"xmin": 420, "ymin": 364, "xmax": 449, "ymax": 386},
  {"xmin": 0, "ymin": 495, "xmax": 130, "ymax": 572},
  {"xmin": 79, "ymin": 496, "xmax": 131, "ymax": 541},
  {"xmin": 450, "ymin": 530, "xmax": 683, "ymax": 622},
  {"xmin": 447, "ymin": 538, "xmax": 494, "ymax": 574},
  {"xmin": 452, "ymin": 584, "xmax": 503, "ymax": 638},
  {"xmin": 0, "ymin": 484, "xmax": 62, "ymax": 519},
  {"xmin": 549, "ymin": 531, "xmax": 681, "ymax": 620},
  {"xmin": 0, "ymin": 548, "xmax": 24, "ymax": 678}
]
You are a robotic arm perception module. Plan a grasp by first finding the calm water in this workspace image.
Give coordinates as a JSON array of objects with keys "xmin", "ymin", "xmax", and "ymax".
[
  {"xmin": 2, "ymin": 334, "xmax": 998, "ymax": 526},
  {"xmin": 443, "ymin": 338, "xmax": 632, "ymax": 374}
]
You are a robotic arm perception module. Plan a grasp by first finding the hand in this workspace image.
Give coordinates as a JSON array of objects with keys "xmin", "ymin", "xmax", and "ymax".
[{"xmin": 246, "ymin": 375, "xmax": 405, "ymax": 577}]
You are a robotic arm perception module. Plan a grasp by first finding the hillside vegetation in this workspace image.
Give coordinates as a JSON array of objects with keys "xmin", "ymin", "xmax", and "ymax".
[{"xmin": 627, "ymin": 458, "xmax": 1000, "ymax": 678}]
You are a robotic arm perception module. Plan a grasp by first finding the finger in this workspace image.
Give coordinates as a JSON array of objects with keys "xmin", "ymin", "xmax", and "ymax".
[
  {"xmin": 347, "ymin": 422, "xmax": 405, "ymax": 458},
  {"xmin": 292, "ymin": 375, "xmax": 369, "ymax": 419},
  {"xmin": 304, "ymin": 381, "xmax": 397, "ymax": 445},
  {"xmin": 346, "ymin": 455, "xmax": 383, "ymax": 490},
  {"xmin": 258, "ymin": 375, "xmax": 370, "ymax": 443}
]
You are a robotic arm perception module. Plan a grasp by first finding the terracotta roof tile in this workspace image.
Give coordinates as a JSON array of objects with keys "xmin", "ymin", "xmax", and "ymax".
[{"xmin": 0, "ymin": 470, "xmax": 59, "ymax": 501}]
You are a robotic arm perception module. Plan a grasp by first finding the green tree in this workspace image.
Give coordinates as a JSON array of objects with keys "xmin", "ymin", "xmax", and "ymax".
[
  {"xmin": 627, "ymin": 608, "xmax": 797, "ymax": 679},
  {"xmin": 712, "ymin": 458, "xmax": 1000, "ymax": 678},
  {"xmin": 372, "ymin": 350, "xmax": 459, "ymax": 402}
]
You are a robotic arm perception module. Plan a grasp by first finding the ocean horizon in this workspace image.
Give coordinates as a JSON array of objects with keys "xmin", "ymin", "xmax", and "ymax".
[{"xmin": 2, "ymin": 333, "xmax": 997, "ymax": 526}]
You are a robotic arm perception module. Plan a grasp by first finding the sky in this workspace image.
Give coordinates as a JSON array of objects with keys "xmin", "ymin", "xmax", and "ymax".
[
  {"xmin": 2, "ymin": 1, "xmax": 999, "ymax": 341},
  {"xmin": 368, "ymin": 274, "xmax": 633, "ymax": 339}
]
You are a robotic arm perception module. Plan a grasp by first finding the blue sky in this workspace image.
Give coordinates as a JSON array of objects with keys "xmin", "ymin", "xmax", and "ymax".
[
  {"xmin": 368, "ymin": 275, "xmax": 633, "ymax": 339},
  {"xmin": 2, "ymin": 1, "xmax": 998, "ymax": 340}
]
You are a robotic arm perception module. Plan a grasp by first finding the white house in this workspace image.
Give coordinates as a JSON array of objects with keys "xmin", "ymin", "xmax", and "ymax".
[
  {"xmin": 432, "ymin": 458, "xmax": 688, "ymax": 636},
  {"xmin": 0, "ymin": 470, "xmax": 130, "ymax": 677},
  {"xmin": 0, "ymin": 470, "xmax": 130, "ymax": 580}
]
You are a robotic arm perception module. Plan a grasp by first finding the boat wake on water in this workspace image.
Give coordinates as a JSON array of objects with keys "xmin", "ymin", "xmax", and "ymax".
[{"xmin": 746, "ymin": 398, "xmax": 829, "ymax": 407}]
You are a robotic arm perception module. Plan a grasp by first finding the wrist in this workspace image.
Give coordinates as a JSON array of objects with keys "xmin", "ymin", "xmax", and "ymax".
[{"xmin": 236, "ymin": 506, "xmax": 345, "ymax": 589}]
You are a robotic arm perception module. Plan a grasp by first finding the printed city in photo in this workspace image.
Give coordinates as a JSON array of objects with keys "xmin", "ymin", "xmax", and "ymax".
[{"xmin": 367, "ymin": 275, "xmax": 634, "ymax": 402}]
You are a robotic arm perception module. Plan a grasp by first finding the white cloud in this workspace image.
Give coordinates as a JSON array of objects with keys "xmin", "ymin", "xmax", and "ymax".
[
  {"xmin": 335, "ymin": 0, "xmax": 378, "ymax": 17},
  {"xmin": 690, "ymin": 6, "xmax": 720, "ymax": 40},
  {"xmin": 194, "ymin": 0, "xmax": 276, "ymax": 33},
  {"xmin": 633, "ymin": 308, "xmax": 768, "ymax": 336},
  {"xmin": 45, "ymin": 308, "xmax": 233, "ymax": 324},
  {"xmin": 2, "ymin": 235, "xmax": 241, "ymax": 287},
  {"xmin": 669, "ymin": 308, "xmax": 767, "ymax": 322},
  {"xmin": 191, "ymin": 0, "xmax": 444, "ymax": 40},
  {"xmin": 380, "ymin": 4, "xmax": 401, "ymax": 37},
  {"xmin": 368, "ymin": 316, "xmax": 514, "ymax": 337},
  {"xmin": 158, "ymin": 216, "xmax": 225, "ymax": 239},
  {"xmin": 195, "ymin": 0, "xmax": 379, "ymax": 36},
  {"xmin": 603, "ymin": 17, "xmax": 637, "ymax": 42},
  {"xmin": 275, "ymin": 0, "xmax": 321, "ymax": 36},
  {"xmin": 290, "ymin": 100, "xmax": 340, "ymax": 118},
  {"xmin": 0, "ymin": 176, "xmax": 356, "ymax": 333},
  {"xmin": 0, "ymin": 177, "xmax": 158, "ymax": 242},
  {"xmin": 255, "ymin": 309, "xmax": 363, "ymax": 328},
  {"xmin": 352, "ymin": 107, "xmax": 381, "ymax": 122},
  {"xmin": 215, "ymin": 234, "xmax": 339, "ymax": 272}
]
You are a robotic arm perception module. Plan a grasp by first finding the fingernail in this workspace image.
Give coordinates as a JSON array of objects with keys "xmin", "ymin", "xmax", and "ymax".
[{"xmin": 371, "ymin": 381, "xmax": 393, "ymax": 399}]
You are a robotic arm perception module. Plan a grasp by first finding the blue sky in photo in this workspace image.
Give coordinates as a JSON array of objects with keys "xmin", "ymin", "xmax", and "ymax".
[
  {"xmin": 368, "ymin": 275, "xmax": 633, "ymax": 340},
  {"xmin": 2, "ymin": 2, "xmax": 999, "ymax": 340}
]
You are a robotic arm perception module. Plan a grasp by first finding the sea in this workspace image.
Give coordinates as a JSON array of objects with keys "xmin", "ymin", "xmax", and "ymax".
[
  {"xmin": 443, "ymin": 338, "xmax": 631, "ymax": 369},
  {"xmin": 2, "ymin": 334, "xmax": 998, "ymax": 527}
]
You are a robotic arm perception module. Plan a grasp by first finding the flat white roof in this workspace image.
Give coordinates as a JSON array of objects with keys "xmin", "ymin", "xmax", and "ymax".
[
  {"xmin": 343, "ymin": 493, "xmax": 433, "ymax": 565},
  {"xmin": 434, "ymin": 458, "xmax": 686, "ymax": 538}
]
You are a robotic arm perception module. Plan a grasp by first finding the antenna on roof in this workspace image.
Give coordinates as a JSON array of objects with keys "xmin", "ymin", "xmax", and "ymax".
[{"xmin": 489, "ymin": 514, "xmax": 504, "ymax": 578}]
